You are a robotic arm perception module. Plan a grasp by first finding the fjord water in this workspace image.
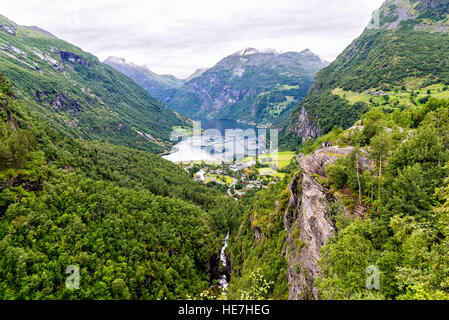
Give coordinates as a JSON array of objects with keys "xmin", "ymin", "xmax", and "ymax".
[
  {"xmin": 198, "ymin": 118, "xmax": 257, "ymax": 134},
  {"xmin": 163, "ymin": 119, "xmax": 263, "ymax": 163}
]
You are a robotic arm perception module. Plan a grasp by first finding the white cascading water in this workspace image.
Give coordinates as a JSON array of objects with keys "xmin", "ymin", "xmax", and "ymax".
[{"xmin": 219, "ymin": 232, "xmax": 230, "ymax": 290}]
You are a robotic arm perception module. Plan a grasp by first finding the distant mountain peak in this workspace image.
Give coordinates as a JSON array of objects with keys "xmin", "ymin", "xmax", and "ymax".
[
  {"xmin": 104, "ymin": 56, "xmax": 185, "ymax": 102},
  {"xmin": 105, "ymin": 56, "xmax": 126, "ymax": 64},
  {"xmin": 233, "ymin": 47, "xmax": 278, "ymax": 56},
  {"xmin": 184, "ymin": 68, "xmax": 208, "ymax": 81},
  {"xmin": 300, "ymin": 48, "xmax": 313, "ymax": 55}
]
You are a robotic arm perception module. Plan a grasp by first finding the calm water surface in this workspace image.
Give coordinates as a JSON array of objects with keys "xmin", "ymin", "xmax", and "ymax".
[{"xmin": 163, "ymin": 119, "xmax": 265, "ymax": 163}]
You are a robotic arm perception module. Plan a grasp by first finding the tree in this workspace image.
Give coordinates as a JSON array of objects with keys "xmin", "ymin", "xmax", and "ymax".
[
  {"xmin": 351, "ymin": 129, "xmax": 365, "ymax": 203},
  {"xmin": 370, "ymin": 132, "xmax": 392, "ymax": 203}
]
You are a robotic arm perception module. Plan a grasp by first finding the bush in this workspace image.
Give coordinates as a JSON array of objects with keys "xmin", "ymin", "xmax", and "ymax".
[{"xmin": 326, "ymin": 161, "xmax": 348, "ymax": 189}]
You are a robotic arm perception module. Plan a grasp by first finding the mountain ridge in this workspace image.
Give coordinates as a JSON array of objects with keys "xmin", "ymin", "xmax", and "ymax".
[
  {"xmin": 166, "ymin": 48, "xmax": 329, "ymax": 126},
  {"xmin": 0, "ymin": 14, "xmax": 190, "ymax": 154},
  {"xmin": 104, "ymin": 56, "xmax": 185, "ymax": 103}
]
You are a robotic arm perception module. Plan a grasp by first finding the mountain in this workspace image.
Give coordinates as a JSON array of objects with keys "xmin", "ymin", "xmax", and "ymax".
[
  {"xmin": 104, "ymin": 56, "xmax": 185, "ymax": 103},
  {"xmin": 280, "ymin": 0, "xmax": 449, "ymax": 149},
  {"xmin": 0, "ymin": 15, "xmax": 190, "ymax": 154},
  {"xmin": 185, "ymin": 67, "xmax": 208, "ymax": 82},
  {"xmin": 166, "ymin": 48, "xmax": 328, "ymax": 127}
]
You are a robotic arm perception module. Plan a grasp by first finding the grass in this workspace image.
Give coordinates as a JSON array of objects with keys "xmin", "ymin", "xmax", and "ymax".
[
  {"xmin": 243, "ymin": 151, "xmax": 296, "ymax": 178},
  {"xmin": 333, "ymin": 81, "xmax": 449, "ymax": 110},
  {"xmin": 259, "ymin": 168, "xmax": 285, "ymax": 179},
  {"xmin": 277, "ymin": 84, "xmax": 300, "ymax": 90},
  {"xmin": 209, "ymin": 174, "xmax": 233, "ymax": 185}
]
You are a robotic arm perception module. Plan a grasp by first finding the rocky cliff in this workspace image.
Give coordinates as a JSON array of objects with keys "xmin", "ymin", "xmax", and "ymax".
[
  {"xmin": 285, "ymin": 107, "xmax": 321, "ymax": 143},
  {"xmin": 283, "ymin": 146, "xmax": 355, "ymax": 299}
]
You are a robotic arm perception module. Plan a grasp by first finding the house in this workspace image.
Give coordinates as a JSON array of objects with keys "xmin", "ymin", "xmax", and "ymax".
[{"xmin": 194, "ymin": 169, "xmax": 206, "ymax": 183}]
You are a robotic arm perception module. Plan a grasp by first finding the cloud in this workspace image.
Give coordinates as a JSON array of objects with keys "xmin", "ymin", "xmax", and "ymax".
[{"xmin": 1, "ymin": 0, "xmax": 385, "ymax": 78}]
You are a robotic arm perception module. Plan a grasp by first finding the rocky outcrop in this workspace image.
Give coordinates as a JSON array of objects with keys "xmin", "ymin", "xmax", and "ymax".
[
  {"xmin": 287, "ymin": 107, "xmax": 321, "ymax": 143},
  {"xmin": 376, "ymin": 0, "xmax": 449, "ymax": 31},
  {"xmin": 0, "ymin": 24, "xmax": 16, "ymax": 36},
  {"xmin": 0, "ymin": 175, "xmax": 42, "ymax": 192},
  {"xmin": 284, "ymin": 146, "xmax": 354, "ymax": 299},
  {"xmin": 59, "ymin": 51, "xmax": 91, "ymax": 67},
  {"xmin": 49, "ymin": 93, "xmax": 83, "ymax": 115}
]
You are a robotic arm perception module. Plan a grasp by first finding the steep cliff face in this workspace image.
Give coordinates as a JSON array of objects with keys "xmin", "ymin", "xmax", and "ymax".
[
  {"xmin": 283, "ymin": 147, "xmax": 354, "ymax": 299},
  {"xmin": 285, "ymin": 107, "xmax": 321, "ymax": 143}
]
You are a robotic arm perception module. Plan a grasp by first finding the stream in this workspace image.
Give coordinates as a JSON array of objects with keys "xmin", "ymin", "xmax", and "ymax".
[{"xmin": 219, "ymin": 231, "xmax": 230, "ymax": 290}]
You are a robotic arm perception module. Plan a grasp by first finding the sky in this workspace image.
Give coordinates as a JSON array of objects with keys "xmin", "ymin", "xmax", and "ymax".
[{"xmin": 1, "ymin": 0, "xmax": 385, "ymax": 78}]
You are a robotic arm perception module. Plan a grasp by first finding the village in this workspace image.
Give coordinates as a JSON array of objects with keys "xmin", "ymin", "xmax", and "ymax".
[{"xmin": 181, "ymin": 151, "xmax": 296, "ymax": 199}]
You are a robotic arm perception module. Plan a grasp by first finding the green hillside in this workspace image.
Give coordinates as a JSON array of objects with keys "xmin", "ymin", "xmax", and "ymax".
[
  {"xmin": 281, "ymin": 0, "xmax": 449, "ymax": 150},
  {"xmin": 313, "ymin": 98, "xmax": 449, "ymax": 299},
  {"xmin": 0, "ymin": 15, "xmax": 190, "ymax": 154},
  {"xmin": 228, "ymin": 0, "xmax": 449, "ymax": 301},
  {"xmin": 0, "ymin": 73, "xmax": 243, "ymax": 299}
]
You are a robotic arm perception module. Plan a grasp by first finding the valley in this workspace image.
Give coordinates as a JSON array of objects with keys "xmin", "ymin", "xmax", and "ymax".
[
  {"xmin": 106, "ymin": 48, "xmax": 328, "ymax": 128},
  {"xmin": 1, "ymin": 0, "xmax": 449, "ymax": 302}
]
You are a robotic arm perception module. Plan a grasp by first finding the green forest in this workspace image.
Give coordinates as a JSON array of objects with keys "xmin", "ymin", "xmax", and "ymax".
[
  {"xmin": 316, "ymin": 98, "xmax": 449, "ymax": 299},
  {"xmin": 1, "ymin": 0, "xmax": 449, "ymax": 302},
  {"xmin": 0, "ymin": 73, "xmax": 243, "ymax": 299}
]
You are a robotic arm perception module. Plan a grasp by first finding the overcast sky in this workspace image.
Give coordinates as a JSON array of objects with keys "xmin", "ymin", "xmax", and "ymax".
[{"xmin": 2, "ymin": 0, "xmax": 385, "ymax": 78}]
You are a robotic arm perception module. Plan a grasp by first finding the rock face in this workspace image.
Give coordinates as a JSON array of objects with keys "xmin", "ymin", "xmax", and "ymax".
[
  {"xmin": 59, "ymin": 51, "xmax": 91, "ymax": 67},
  {"xmin": 286, "ymin": 107, "xmax": 321, "ymax": 143},
  {"xmin": 50, "ymin": 93, "xmax": 83, "ymax": 115},
  {"xmin": 0, "ymin": 23, "xmax": 16, "ymax": 36},
  {"xmin": 284, "ymin": 147, "xmax": 354, "ymax": 299},
  {"xmin": 379, "ymin": 0, "xmax": 449, "ymax": 31}
]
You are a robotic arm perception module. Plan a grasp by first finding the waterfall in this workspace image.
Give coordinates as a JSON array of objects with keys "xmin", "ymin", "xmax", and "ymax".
[{"xmin": 219, "ymin": 231, "xmax": 230, "ymax": 290}]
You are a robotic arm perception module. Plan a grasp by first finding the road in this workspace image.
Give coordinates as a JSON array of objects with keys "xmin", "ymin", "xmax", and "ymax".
[{"xmin": 227, "ymin": 178, "xmax": 238, "ymax": 201}]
